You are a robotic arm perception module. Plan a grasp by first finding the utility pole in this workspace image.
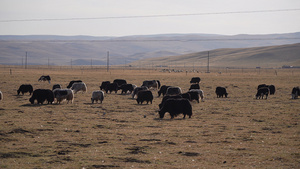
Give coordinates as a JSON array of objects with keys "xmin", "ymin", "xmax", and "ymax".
[
  {"xmin": 25, "ymin": 52, "xmax": 28, "ymax": 69},
  {"xmin": 107, "ymin": 51, "xmax": 109, "ymax": 72},
  {"xmin": 206, "ymin": 51, "xmax": 210, "ymax": 73},
  {"xmin": 124, "ymin": 58, "xmax": 127, "ymax": 70}
]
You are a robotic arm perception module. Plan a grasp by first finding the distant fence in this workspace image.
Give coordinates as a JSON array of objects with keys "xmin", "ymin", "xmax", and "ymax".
[{"xmin": 1, "ymin": 64, "xmax": 300, "ymax": 76}]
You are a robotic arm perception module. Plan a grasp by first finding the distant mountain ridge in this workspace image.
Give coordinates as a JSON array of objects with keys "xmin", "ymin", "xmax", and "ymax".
[
  {"xmin": 1, "ymin": 32, "xmax": 299, "ymax": 40},
  {"xmin": 0, "ymin": 35, "xmax": 114, "ymax": 40},
  {"xmin": 0, "ymin": 32, "xmax": 299, "ymax": 66}
]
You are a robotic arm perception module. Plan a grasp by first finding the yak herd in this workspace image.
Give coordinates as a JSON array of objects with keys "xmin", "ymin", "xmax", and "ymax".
[{"xmin": 0, "ymin": 75, "xmax": 299, "ymax": 119}]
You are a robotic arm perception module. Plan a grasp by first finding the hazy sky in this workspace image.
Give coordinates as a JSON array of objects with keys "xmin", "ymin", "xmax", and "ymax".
[{"xmin": 0, "ymin": 0, "xmax": 299, "ymax": 36}]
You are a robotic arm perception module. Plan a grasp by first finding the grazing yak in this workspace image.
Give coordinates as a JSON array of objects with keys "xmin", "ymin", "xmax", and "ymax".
[
  {"xmin": 105, "ymin": 83, "xmax": 118, "ymax": 94},
  {"xmin": 38, "ymin": 75, "xmax": 51, "ymax": 83},
  {"xmin": 159, "ymin": 95, "xmax": 183, "ymax": 109},
  {"xmin": 189, "ymin": 84, "xmax": 200, "ymax": 90},
  {"xmin": 0, "ymin": 91, "xmax": 3, "ymax": 101},
  {"xmin": 91, "ymin": 90, "xmax": 104, "ymax": 103},
  {"xmin": 215, "ymin": 87, "xmax": 228, "ymax": 98},
  {"xmin": 132, "ymin": 86, "xmax": 148, "ymax": 99},
  {"xmin": 187, "ymin": 91, "xmax": 200, "ymax": 103},
  {"xmin": 52, "ymin": 84, "xmax": 62, "ymax": 91},
  {"xmin": 17, "ymin": 84, "xmax": 33, "ymax": 95},
  {"xmin": 190, "ymin": 77, "xmax": 201, "ymax": 84},
  {"xmin": 256, "ymin": 87, "xmax": 269, "ymax": 99},
  {"xmin": 29, "ymin": 89, "xmax": 54, "ymax": 104},
  {"xmin": 158, "ymin": 85, "xmax": 171, "ymax": 97},
  {"xmin": 257, "ymin": 84, "xmax": 267, "ymax": 90},
  {"xmin": 136, "ymin": 90, "xmax": 153, "ymax": 104},
  {"xmin": 113, "ymin": 79, "xmax": 127, "ymax": 87},
  {"xmin": 100, "ymin": 81, "xmax": 110, "ymax": 90},
  {"xmin": 119, "ymin": 84, "xmax": 134, "ymax": 94},
  {"xmin": 189, "ymin": 89, "xmax": 204, "ymax": 101},
  {"xmin": 67, "ymin": 80, "xmax": 82, "ymax": 88},
  {"xmin": 53, "ymin": 89, "xmax": 74, "ymax": 104},
  {"xmin": 291, "ymin": 87, "xmax": 300, "ymax": 99},
  {"xmin": 180, "ymin": 93, "xmax": 191, "ymax": 101},
  {"xmin": 257, "ymin": 84, "xmax": 275, "ymax": 95},
  {"xmin": 71, "ymin": 82, "xmax": 87, "ymax": 94},
  {"xmin": 166, "ymin": 86, "xmax": 182, "ymax": 96},
  {"xmin": 268, "ymin": 85, "xmax": 276, "ymax": 95},
  {"xmin": 142, "ymin": 80, "xmax": 161, "ymax": 90},
  {"xmin": 159, "ymin": 98, "xmax": 192, "ymax": 119}
]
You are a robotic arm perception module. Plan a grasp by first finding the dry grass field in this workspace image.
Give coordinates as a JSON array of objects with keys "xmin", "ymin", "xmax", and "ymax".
[{"xmin": 0, "ymin": 66, "xmax": 299, "ymax": 169}]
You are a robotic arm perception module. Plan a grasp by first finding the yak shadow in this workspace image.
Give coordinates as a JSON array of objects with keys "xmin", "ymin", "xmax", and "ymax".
[
  {"xmin": 118, "ymin": 93, "xmax": 133, "ymax": 96},
  {"xmin": 83, "ymin": 102, "xmax": 103, "ymax": 105},
  {"xmin": 135, "ymin": 103, "xmax": 153, "ymax": 106},
  {"xmin": 153, "ymin": 117, "xmax": 188, "ymax": 121},
  {"xmin": 14, "ymin": 94, "xmax": 31, "ymax": 97},
  {"xmin": 20, "ymin": 103, "xmax": 55, "ymax": 107}
]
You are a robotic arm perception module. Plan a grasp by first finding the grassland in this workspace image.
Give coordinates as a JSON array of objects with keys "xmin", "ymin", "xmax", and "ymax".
[{"xmin": 0, "ymin": 66, "xmax": 299, "ymax": 168}]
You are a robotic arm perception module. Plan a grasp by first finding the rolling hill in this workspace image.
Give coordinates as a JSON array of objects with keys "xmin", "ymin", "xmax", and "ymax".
[
  {"xmin": 0, "ymin": 32, "xmax": 300, "ymax": 66},
  {"xmin": 130, "ymin": 43, "xmax": 300, "ymax": 68}
]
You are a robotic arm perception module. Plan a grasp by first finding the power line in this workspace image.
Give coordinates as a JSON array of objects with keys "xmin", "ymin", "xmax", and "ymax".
[{"xmin": 1, "ymin": 8, "xmax": 300, "ymax": 22}]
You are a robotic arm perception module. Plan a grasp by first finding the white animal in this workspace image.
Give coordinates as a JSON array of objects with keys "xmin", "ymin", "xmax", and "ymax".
[
  {"xmin": 53, "ymin": 89, "xmax": 74, "ymax": 104},
  {"xmin": 71, "ymin": 82, "xmax": 87, "ymax": 94},
  {"xmin": 189, "ymin": 89, "xmax": 204, "ymax": 101},
  {"xmin": 91, "ymin": 90, "xmax": 104, "ymax": 103},
  {"xmin": 142, "ymin": 80, "xmax": 159, "ymax": 90},
  {"xmin": 0, "ymin": 91, "xmax": 3, "ymax": 101}
]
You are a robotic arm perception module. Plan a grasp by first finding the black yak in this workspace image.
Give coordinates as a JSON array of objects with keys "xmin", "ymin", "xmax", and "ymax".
[
  {"xmin": 215, "ymin": 87, "xmax": 228, "ymax": 98},
  {"xmin": 166, "ymin": 86, "xmax": 182, "ymax": 96},
  {"xmin": 105, "ymin": 83, "xmax": 118, "ymax": 94},
  {"xmin": 189, "ymin": 84, "xmax": 200, "ymax": 90},
  {"xmin": 113, "ymin": 79, "xmax": 127, "ymax": 87},
  {"xmin": 257, "ymin": 84, "xmax": 275, "ymax": 95},
  {"xmin": 132, "ymin": 86, "xmax": 148, "ymax": 99},
  {"xmin": 256, "ymin": 87, "xmax": 269, "ymax": 99},
  {"xmin": 159, "ymin": 98, "xmax": 192, "ymax": 119},
  {"xmin": 136, "ymin": 90, "xmax": 153, "ymax": 104},
  {"xmin": 119, "ymin": 84, "xmax": 134, "ymax": 94},
  {"xmin": 190, "ymin": 77, "xmax": 201, "ymax": 84},
  {"xmin": 158, "ymin": 85, "xmax": 171, "ymax": 97},
  {"xmin": 29, "ymin": 89, "xmax": 54, "ymax": 104},
  {"xmin": 100, "ymin": 81, "xmax": 110, "ymax": 90},
  {"xmin": 17, "ymin": 84, "xmax": 33, "ymax": 95},
  {"xmin": 159, "ymin": 95, "xmax": 183, "ymax": 109},
  {"xmin": 291, "ymin": 87, "xmax": 300, "ymax": 99}
]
